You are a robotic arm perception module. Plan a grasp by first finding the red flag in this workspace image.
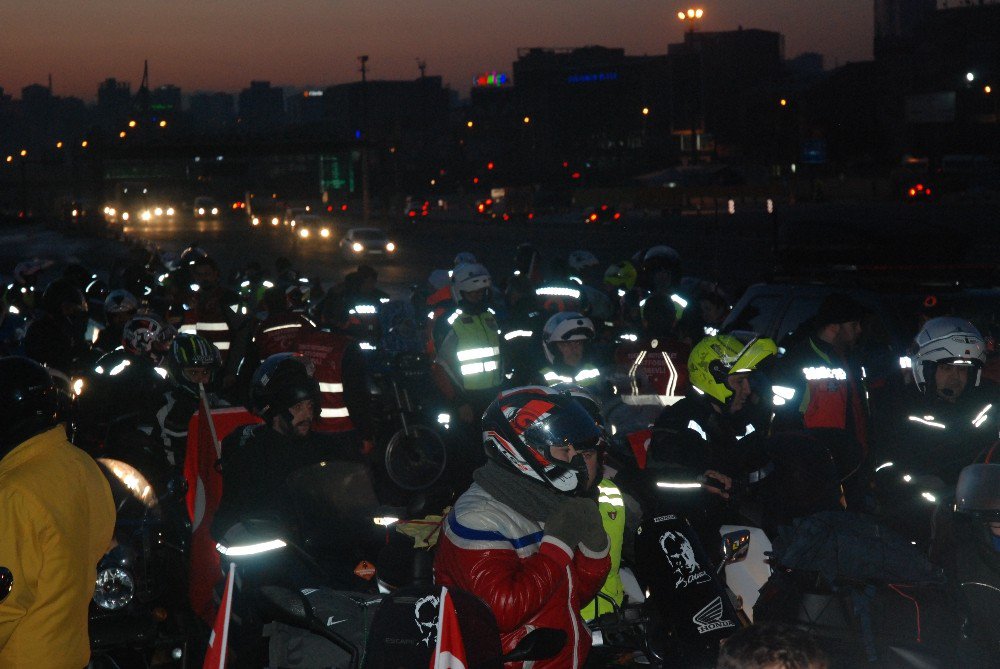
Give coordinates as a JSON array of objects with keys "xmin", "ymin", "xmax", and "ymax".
[
  {"xmin": 429, "ymin": 586, "xmax": 467, "ymax": 669},
  {"xmin": 203, "ymin": 563, "xmax": 236, "ymax": 669},
  {"xmin": 183, "ymin": 396, "xmax": 261, "ymax": 623}
]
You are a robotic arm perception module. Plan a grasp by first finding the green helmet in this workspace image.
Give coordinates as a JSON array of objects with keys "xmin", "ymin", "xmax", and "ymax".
[{"xmin": 687, "ymin": 332, "xmax": 777, "ymax": 405}]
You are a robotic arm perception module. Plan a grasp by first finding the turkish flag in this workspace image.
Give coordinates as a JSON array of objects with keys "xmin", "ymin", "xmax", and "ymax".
[
  {"xmin": 429, "ymin": 586, "xmax": 468, "ymax": 669},
  {"xmin": 183, "ymin": 394, "xmax": 261, "ymax": 623},
  {"xmin": 203, "ymin": 563, "xmax": 236, "ymax": 669}
]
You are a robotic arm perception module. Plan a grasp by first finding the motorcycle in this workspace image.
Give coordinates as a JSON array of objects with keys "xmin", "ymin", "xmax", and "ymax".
[{"xmin": 89, "ymin": 456, "xmax": 193, "ymax": 669}]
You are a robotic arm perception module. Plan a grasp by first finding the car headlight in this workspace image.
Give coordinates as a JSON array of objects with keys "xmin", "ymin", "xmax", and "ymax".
[
  {"xmin": 386, "ymin": 242, "xmax": 396, "ymax": 252},
  {"xmin": 352, "ymin": 242, "xmax": 364, "ymax": 252},
  {"xmin": 94, "ymin": 567, "xmax": 135, "ymax": 610},
  {"xmin": 154, "ymin": 207, "xmax": 163, "ymax": 216},
  {"xmin": 252, "ymin": 216, "xmax": 260, "ymax": 226},
  {"xmin": 140, "ymin": 210, "xmax": 152, "ymax": 221},
  {"xmin": 211, "ymin": 207, "xmax": 219, "ymax": 215},
  {"xmin": 320, "ymin": 228, "xmax": 330, "ymax": 238},
  {"xmin": 166, "ymin": 207, "xmax": 175, "ymax": 216},
  {"xmin": 299, "ymin": 228, "xmax": 309, "ymax": 238},
  {"xmin": 197, "ymin": 207, "xmax": 205, "ymax": 215},
  {"xmin": 122, "ymin": 212, "xmax": 130, "ymax": 221}
]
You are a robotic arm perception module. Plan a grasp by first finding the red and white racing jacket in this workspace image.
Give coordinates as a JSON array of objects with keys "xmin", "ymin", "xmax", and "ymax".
[{"xmin": 433, "ymin": 484, "xmax": 610, "ymax": 669}]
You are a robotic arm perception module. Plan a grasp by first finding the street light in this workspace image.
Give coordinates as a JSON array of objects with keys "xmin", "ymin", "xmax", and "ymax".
[
  {"xmin": 678, "ymin": 7, "xmax": 705, "ymax": 31},
  {"xmin": 642, "ymin": 107, "xmax": 650, "ymax": 116},
  {"xmin": 967, "ymin": 72, "xmax": 975, "ymax": 82}
]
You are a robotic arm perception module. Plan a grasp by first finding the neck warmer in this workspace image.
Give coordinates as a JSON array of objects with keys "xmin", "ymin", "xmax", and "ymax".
[{"xmin": 473, "ymin": 460, "xmax": 566, "ymax": 524}]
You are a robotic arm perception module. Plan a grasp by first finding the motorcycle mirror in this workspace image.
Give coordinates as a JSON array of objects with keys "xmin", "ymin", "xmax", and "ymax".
[
  {"xmin": 721, "ymin": 529, "xmax": 751, "ymax": 565},
  {"xmin": 501, "ymin": 627, "xmax": 566, "ymax": 663}
]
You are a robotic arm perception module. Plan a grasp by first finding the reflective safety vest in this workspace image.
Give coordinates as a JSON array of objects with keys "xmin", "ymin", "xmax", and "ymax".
[
  {"xmin": 615, "ymin": 338, "xmax": 689, "ymax": 407},
  {"xmin": 581, "ymin": 479, "xmax": 626, "ymax": 620},
  {"xmin": 540, "ymin": 364, "xmax": 602, "ymax": 387},
  {"xmin": 296, "ymin": 329, "xmax": 355, "ymax": 432},
  {"xmin": 180, "ymin": 293, "xmax": 239, "ymax": 362},
  {"xmin": 451, "ymin": 311, "xmax": 502, "ymax": 390}
]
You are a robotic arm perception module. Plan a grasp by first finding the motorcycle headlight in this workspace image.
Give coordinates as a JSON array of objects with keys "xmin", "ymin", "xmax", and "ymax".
[{"xmin": 94, "ymin": 567, "xmax": 135, "ymax": 610}]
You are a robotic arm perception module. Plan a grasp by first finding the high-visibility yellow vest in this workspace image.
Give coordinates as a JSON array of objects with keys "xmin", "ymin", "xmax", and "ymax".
[
  {"xmin": 451, "ymin": 311, "xmax": 502, "ymax": 390},
  {"xmin": 581, "ymin": 478, "xmax": 626, "ymax": 621}
]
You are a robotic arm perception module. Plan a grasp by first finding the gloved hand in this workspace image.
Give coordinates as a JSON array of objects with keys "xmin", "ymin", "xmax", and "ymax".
[{"xmin": 545, "ymin": 497, "xmax": 607, "ymax": 552}]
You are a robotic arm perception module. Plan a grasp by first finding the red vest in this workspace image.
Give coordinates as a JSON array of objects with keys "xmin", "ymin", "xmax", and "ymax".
[
  {"xmin": 614, "ymin": 337, "xmax": 691, "ymax": 406},
  {"xmin": 180, "ymin": 289, "xmax": 237, "ymax": 362},
  {"xmin": 296, "ymin": 329, "xmax": 355, "ymax": 433},
  {"xmin": 253, "ymin": 312, "xmax": 315, "ymax": 362}
]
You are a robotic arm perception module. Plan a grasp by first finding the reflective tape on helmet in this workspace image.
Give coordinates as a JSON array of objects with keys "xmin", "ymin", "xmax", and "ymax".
[
  {"xmin": 457, "ymin": 346, "xmax": 500, "ymax": 362},
  {"xmin": 318, "ymin": 382, "xmax": 345, "ymax": 393},
  {"xmin": 262, "ymin": 323, "xmax": 303, "ymax": 334},
  {"xmin": 802, "ymin": 366, "xmax": 847, "ymax": 381},
  {"xmin": 536, "ymin": 286, "xmax": 581, "ymax": 299},
  {"xmin": 320, "ymin": 407, "xmax": 351, "ymax": 418},
  {"xmin": 687, "ymin": 420, "xmax": 708, "ymax": 441}
]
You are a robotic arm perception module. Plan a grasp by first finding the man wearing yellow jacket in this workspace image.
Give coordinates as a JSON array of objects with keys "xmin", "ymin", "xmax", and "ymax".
[
  {"xmin": 0, "ymin": 357, "xmax": 116, "ymax": 668},
  {"xmin": 581, "ymin": 478, "xmax": 626, "ymax": 620}
]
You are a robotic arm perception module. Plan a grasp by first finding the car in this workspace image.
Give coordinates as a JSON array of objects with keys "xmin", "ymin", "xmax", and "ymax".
[
  {"xmin": 584, "ymin": 204, "xmax": 621, "ymax": 225},
  {"xmin": 340, "ymin": 227, "xmax": 397, "ymax": 259},
  {"xmin": 193, "ymin": 196, "xmax": 221, "ymax": 218},
  {"xmin": 404, "ymin": 197, "xmax": 430, "ymax": 219},
  {"xmin": 293, "ymin": 214, "xmax": 334, "ymax": 241},
  {"xmin": 284, "ymin": 207, "xmax": 312, "ymax": 228}
]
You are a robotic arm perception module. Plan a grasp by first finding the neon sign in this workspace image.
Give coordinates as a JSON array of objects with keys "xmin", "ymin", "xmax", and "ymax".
[{"xmin": 473, "ymin": 72, "xmax": 509, "ymax": 87}]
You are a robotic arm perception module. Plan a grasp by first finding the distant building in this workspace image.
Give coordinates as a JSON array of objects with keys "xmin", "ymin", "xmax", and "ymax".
[
  {"xmin": 97, "ymin": 78, "xmax": 131, "ymax": 132},
  {"xmin": 874, "ymin": 0, "xmax": 936, "ymax": 59},
  {"xmin": 787, "ymin": 52, "xmax": 825, "ymax": 77},
  {"xmin": 238, "ymin": 81, "xmax": 285, "ymax": 133},
  {"xmin": 150, "ymin": 85, "xmax": 182, "ymax": 119},
  {"xmin": 286, "ymin": 88, "xmax": 327, "ymax": 125},
  {"xmin": 189, "ymin": 92, "xmax": 235, "ymax": 132}
]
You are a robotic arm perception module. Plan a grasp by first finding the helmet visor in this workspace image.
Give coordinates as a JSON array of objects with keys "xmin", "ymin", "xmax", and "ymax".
[
  {"xmin": 516, "ymin": 399, "xmax": 604, "ymax": 457},
  {"xmin": 726, "ymin": 331, "xmax": 777, "ymax": 373},
  {"xmin": 955, "ymin": 464, "xmax": 1000, "ymax": 518}
]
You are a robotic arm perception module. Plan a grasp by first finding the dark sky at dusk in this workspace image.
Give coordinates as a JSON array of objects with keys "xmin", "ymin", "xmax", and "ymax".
[{"xmin": 4, "ymin": 1, "xmax": 873, "ymax": 101}]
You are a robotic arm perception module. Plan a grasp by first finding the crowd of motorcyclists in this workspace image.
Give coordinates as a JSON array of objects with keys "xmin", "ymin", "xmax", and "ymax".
[{"xmin": 1, "ymin": 234, "xmax": 998, "ymax": 668}]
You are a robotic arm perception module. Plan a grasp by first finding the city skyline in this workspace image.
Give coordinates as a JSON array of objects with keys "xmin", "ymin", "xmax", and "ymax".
[{"xmin": 5, "ymin": 1, "xmax": 873, "ymax": 101}]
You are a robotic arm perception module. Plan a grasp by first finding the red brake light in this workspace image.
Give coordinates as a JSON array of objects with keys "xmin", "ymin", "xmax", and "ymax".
[
  {"xmin": 589, "ymin": 214, "xmax": 598, "ymax": 221},
  {"xmin": 614, "ymin": 213, "xmax": 621, "ymax": 219}
]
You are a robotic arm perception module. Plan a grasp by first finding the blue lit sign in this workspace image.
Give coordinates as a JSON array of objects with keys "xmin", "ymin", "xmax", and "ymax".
[{"xmin": 567, "ymin": 72, "xmax": 619, "ymax": 84}]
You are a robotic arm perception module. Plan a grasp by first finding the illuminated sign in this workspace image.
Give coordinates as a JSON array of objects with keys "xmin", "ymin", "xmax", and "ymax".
[
  {"xmin": 304, "ymin": 90, "xmax": 324, "ymax": 97},
  {"xmin": 567, "ymin": 72, "xmax": 619, "ymax": 84},
  {"xmin": 473, "ymin": 72, "xmax": 509, "ymax": 87}
]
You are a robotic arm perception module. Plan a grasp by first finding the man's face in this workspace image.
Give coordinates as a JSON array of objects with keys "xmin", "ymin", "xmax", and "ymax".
[
  {"xmin": 990, "ymin": 521, "xmax": 1000, "ymax": 538},
  {"xmin": 726, "ymin": 373, "xmax": 751, "ymax": 413},
  {"xmin": 462, "ymin": 287, "xmax": 487, "ymax": 305},
  {"xmin": 934, "ymin": 363, "xmax": 970, "ymax": 402},
  {"xmin": 549, "ymin": 443, "xmax": 599, "ymax": 490},
  {"xmin": 191, "ymin": 264, "xmax": 219, "ymax": 290},
  {"xmin": 278, "ymin": 398, "xmax": 315, "ymax": 437},
  {"xmin": 834, "ymin": 320, "xmax": 862, "ymax": 350},
  {"xmin": 182, "ymin": 366, "xmax": 213, "ymax": 386},
  {"xmin": 555, "ymin": 340, "xmax": 585, "ymax": 367}
]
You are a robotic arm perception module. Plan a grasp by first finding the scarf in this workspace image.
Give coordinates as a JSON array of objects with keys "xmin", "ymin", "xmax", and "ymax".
[{"xmin": 473, "ymin": 460, "xmax": 566, "ymax": 524}]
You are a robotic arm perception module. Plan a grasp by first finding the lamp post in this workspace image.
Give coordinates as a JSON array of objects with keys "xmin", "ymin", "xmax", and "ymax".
[{"xmin": 677, "ymin": 8, "xmax": 705, "ymax": 164}]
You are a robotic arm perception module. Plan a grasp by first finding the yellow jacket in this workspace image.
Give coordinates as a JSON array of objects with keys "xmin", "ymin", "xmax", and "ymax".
[
  {"xmin": 581, "ymin": 479, "xmax": 626, "ymax": 621},
  {"xmin": 0, "ymin": 426, "xmax": 116, "ymax": 668}
]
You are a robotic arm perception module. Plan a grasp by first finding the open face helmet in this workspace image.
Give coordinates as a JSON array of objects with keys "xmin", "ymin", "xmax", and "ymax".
[
  {"xmin": 482, "ymin": 386, "xmax": 605, "ymax": 495},
  {"xmin": 688, "ymin": 332, "xmax": 777, "ymax": 405},
  {"xmin": 451, "ymin": 263, "xmax": 492, "ymax": 303},
  {"xmin": 542, "ymin": 312, "xmax": 594, "ymax": 364},
  {"xmin": 168, "ymin": 334, "xmax": 222, "ymax": 397},
  {"xmin": 249, "ymin": 352, "xmax": 321, "ymax": 422},
  {"xmin": 912, "ymin": 317, "xmax": 986, "ymax": 394}
]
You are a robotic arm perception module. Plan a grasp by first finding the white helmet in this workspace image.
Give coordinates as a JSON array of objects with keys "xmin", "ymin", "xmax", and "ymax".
[
  {"xmin": 912, "ymin": 317, "xmax": 986, "ymax": 393},
  {"xmin": 105, "ymin": 289, "xmax": 139, "ymax": 315},
  {"xmin": 568, "ymin": 250, "xmax": 599, "ymax": 272},
  {"xmin": 542, "ymin": 311, "xmax": 595, "ymax": 364},
  {"xmin": 453, "ymin": 251, "xmax": 477, "ymax": 267},
  {"xmin": 451, "ymin": 263, "xmax": 491, "ymax": 303}
]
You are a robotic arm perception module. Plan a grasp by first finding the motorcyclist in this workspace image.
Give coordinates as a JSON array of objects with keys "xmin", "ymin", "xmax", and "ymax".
[
  {"xmin": 179, "ymin": 254, "xmax": 247, "ymax": 389},
  {"xmin": 770, "ymin": 293, "xmax": 871, "ymax": 510},
  {"xmin": 23, "ymin": 277, "xmax": 91, "ymax": 376},
  {"xmin": 211, "ymin": 352, "xmax": 361, "ymax": 541},
  {"xmin": 249, "ymin": 285, "xmax": 316, "ymax": 365},
  {"xmin": 613, "ymin": 292, "xmax": 691, "ymax": 409},
  {"xmin": 0, "ymin": 356, "xmax": 116, "ymax": 668},
  {"xmin": 434, "ymin": 386, "xmax": 611, "ymax": 668},
  {"xmin": 94, "ymin": 288, "xmax": 139, "ymax": 354},
  {"xmin": 533, "ymin": 311, "xmax": 606, "ymax": 390},
  {"xmin": 431, "ymin": 263, "xmax": 504, "ymax": 426},
  {"xmin": 929, "ymin": 464, "xmax": 1000, "ymax": 668},
  {"xmin": 648, "ymin": 333, "xmax": 778, "ymax": 537},
  {"xmin": 157, "ymin": 333, "xmax": 228, "ymax": 469}
]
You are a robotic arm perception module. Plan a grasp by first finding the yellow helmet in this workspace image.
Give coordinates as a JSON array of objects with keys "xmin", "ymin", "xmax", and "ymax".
[{"xmin": 687, "ymin": 332, "xmax": 777, "ymax": 405}]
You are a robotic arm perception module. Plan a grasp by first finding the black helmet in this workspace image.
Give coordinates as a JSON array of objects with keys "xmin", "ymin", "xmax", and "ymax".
[
  {"xmin": 0, "ymin": 357, "xmax": 61, "ymax": 458},
  {"xmin": 168, "ymin": 334, "xmax": 222, "ymax": 397},
  {"xmin": 482, "ymin": 385, "xmax": 604, "ymax": 495},
  {"xmin": 41, "ymin": 278, "xmax": 86, "ymax": 316},
  {"xmin": 249, "ymin": 353, "xmax": 321, "ymax": 422}
]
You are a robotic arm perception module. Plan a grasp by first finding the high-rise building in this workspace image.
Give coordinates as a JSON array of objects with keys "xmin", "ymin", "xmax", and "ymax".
[
  {"xmin": 237, "ymin": 81, "xmax": 285, "ymax": 133},
  {"xmin": 97, "ymin": 78, "xmax": 131, "ymax": 132},
  {"xmin": 874, "ymin": 0, "xmax": 937, "ymax": 58},
  {"xmin": 189, "ymin": 92, "xmax": 235, "ymax": 132}
]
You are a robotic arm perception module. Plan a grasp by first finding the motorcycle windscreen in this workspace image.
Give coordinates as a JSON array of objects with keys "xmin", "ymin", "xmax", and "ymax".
[
  {"xmin": 634, "ymin": 513, "xmax": 742, "ymax": 647},
  {"xmin": 284, "ymin": 460, "xmax": 381, "ymax": 545},
  {"xmin": 955, "ymin": 464, "xmax": 1000, "ymax": 517}
]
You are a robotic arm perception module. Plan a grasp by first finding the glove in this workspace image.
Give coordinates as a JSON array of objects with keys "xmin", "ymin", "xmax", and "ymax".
[{"xmin": 545, "ymin": 497, "xmax": 607, "ymax": 553}]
